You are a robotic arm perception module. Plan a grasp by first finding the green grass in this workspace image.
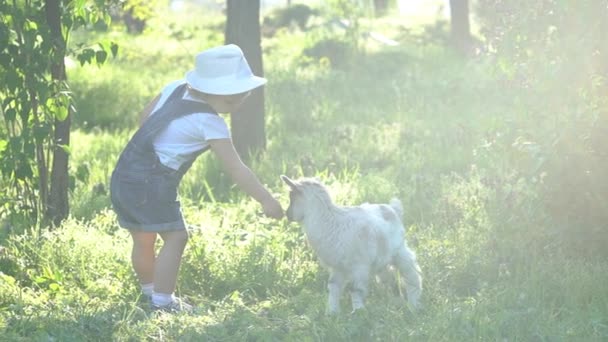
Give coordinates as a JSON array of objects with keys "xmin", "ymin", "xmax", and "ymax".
[{"xmin": 1, "ymin": 5, "xmax": 607, "ymax": 342}]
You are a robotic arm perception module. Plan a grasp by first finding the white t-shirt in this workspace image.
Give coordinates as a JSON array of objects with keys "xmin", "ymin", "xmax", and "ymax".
[{"xmin": 150, "ymin": 80, "xmax": 230, "ymax": 170}]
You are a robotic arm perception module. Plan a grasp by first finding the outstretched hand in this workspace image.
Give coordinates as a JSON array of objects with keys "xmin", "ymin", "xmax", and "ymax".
[{"xmin": 261, "ymin": 198, "xmax": 284, "ymax": 219}]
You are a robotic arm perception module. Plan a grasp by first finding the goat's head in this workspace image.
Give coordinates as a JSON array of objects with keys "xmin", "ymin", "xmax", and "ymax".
[{"xmin": 280, "ymin": 175, "xmax": 332, "ymax": 222}]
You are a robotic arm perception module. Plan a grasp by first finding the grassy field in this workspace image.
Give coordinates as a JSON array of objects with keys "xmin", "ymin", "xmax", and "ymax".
[{"xmin": 1, "ymin": 3, "xmax": 607, "ymax": 341}]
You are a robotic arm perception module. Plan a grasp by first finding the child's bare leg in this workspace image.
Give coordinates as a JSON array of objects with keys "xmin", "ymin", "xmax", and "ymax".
[
  {"xmin": 154, "ymin": 229, "xmax": 189, "ymax": 294},
  {"xmin": 130, "ymin": 231, "xmax": 157, "ymax": 284}
]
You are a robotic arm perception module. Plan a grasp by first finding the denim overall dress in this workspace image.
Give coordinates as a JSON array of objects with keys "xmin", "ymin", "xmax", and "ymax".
[{"xmin": 110, "ymin": 84, "xmax": 217, "ymax": 231}]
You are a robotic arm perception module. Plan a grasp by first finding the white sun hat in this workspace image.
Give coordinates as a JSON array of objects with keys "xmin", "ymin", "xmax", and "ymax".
[{"xmin": 185, "ymin": 44, "xmax": 267, "ymax": 95}]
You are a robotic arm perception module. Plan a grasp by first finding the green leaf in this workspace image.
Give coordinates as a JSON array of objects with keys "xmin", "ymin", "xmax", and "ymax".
[
  {"xmin": 52, "ymin": 92, "xmax": 71, "ymax": 122},
  {"xmin": 69, "ymin": 174, "xmax": 76, "ymax": 192},
  {"xmin": 33, "ymin": 123, "xmax": 51, "ymax": 143},
  {"xmin": 15, "ymin": 161, "xmax": 33, "ymax": 180},
  {"xmin": 76, "ymin": 48, "xmax": 95, "ymax": 66},
  {"xmin": 34, "ymin": 276, "xmax": 48, "ymax": 284},
  {"xmin": 62, "ymin": 15, "xmax": 73, "ymax": 30},
  {"xmin": 57, "ymin": 144, "xmax": 71, "ymax": 156},
  {"xmin": 110, "ymin": 42, "xmax": 118, "ymax": 58},
  {"xmin": 19, "ymin": 102, "xmax": 30, "ymax": 123},
  {"xmin": 5, "ymin": 69, "xmax": 22, "ymax": 92},
  {"xmin": 24, "ymin": 19, "xmax": 38, "ymax": 31},
  {"xmin": 95, "ymin": 49, "xmax": 107, "ymax": 64},
  {"xmin": 75, "ymin": 163, "xmax": 90, "ymax": 183},
  {"xmin": 55, "ymin": 104, "xmax": 68, "ymax": 121},
  {"xmin": 103, "ymin": 13, "xmax": 112, "ymax": 27},
  {"xmin": 4, "ymin": 108, "xmax": 16, "ymax": 122}
]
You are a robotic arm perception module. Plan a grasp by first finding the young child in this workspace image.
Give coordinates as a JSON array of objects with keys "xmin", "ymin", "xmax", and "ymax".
[{"xmin": 110, "ymin": 44, "xmax": 284, "ymax": 312}]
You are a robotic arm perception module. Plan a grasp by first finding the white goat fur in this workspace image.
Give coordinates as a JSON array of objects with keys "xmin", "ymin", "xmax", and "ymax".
[{"xmin": 281, "ymin": 176, "xmax": 422, "ymax": 313}]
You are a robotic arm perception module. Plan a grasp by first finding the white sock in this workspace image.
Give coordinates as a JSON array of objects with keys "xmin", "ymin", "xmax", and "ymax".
[
  {"xmin": 140, "ymin": 283, "xmax": 154, "ymax": 297},
  {"xmin": 152, "ymin": 292, "xmax": 174, "ymax": 306}
]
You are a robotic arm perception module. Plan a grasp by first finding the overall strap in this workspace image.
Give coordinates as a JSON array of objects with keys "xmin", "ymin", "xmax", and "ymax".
[
  {"xmin": 132, "ymin": 84, "xmax": 217, "ymax": 149},
  {"xmin": 114, "ymin": 83, "xmax": 218, "ymax": 175}
]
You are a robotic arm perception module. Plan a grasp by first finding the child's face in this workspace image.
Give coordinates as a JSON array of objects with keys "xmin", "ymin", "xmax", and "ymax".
[{"xmin": 195, "ymin": 90, "xmax": 251, "ymax": 113}]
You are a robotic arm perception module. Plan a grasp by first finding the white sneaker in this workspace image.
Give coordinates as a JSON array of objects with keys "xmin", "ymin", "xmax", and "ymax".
[{"xmin": 151, "ymin": 297, "xmax": 193, "ymax": 313}]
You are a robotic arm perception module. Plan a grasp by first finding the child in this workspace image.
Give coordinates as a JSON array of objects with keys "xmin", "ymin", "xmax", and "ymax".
[{"xmin": 110, "ymin": 44, "xmax": 284, "ymax": 312}]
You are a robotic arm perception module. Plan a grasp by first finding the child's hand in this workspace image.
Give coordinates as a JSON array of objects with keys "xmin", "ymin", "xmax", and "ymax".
[{"xmin": 262, "ymin": 198, "xmax": 284, "ymax": 219}]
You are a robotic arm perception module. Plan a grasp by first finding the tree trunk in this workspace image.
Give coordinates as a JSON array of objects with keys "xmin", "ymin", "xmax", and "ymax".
[
  {"xmin": 596, "ymin": 1, "xmax": 608, "ymax": 92},
  {"xmin": 45, "ymin": 0, "xmax": 70, "ymax": 226},
  {"xmin": 225, "ymin": 0, "xmax": 265, "ymax": 163},
  {"xmin": 373, "ymin": 0, "xmax": 389, "ymax": 17},
  {"xmin": 449, "ymin": 0, "xmax": 472, "ymax": 54}
]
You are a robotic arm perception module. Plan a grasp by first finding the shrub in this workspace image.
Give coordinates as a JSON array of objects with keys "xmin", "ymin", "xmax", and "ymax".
[{"xmin": 475, "ymin": 0, "xmax": 608, "ymax": 257}]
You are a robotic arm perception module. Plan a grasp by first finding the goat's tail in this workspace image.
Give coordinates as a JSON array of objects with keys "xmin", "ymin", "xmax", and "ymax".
[{"xmin": 389, "ymin": 198, "xmax": 403, "ymax": 218}]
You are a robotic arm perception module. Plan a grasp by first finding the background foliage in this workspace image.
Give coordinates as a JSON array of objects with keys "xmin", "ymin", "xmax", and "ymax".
[
  {"xmin": 0, "ymin": 0, "xmax": 117, "ymax": 227},
  {"xmin": 476, "ymin": 0, "xmax": 608, "ymax": 255}
]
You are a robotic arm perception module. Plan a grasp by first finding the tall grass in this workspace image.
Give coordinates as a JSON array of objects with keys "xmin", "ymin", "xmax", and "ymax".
[{"xmin": 1, "ymin": 6, "xmax": 607, "ymax": 341}]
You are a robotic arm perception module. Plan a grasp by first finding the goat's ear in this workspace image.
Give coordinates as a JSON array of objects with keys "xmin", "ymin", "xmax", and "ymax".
[{"xmin": 280, "ymin": 175, "xmax": 298, "ymax": 190}]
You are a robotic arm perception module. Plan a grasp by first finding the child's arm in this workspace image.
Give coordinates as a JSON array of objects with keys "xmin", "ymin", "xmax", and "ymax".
[{"xmin": 209, "ymin": 138, "xmax": 284, "ymax": 219}]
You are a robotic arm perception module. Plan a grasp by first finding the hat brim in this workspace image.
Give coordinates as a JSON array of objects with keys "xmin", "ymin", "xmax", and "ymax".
[{"xmin": 185, "ymin": 71, "xmax": 267, "ymax": 95}]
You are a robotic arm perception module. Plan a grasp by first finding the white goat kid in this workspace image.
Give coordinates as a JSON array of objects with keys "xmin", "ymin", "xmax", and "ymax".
[{"xmin": 281, "ymin": 175, "xmax": 422, "ymax": 314}]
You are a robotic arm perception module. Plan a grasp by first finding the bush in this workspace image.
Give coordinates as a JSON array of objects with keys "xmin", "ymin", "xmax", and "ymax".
[
  {"xmin": 476, "ymin": 0, "xmax": 608, "ymax": 88},
  {"xmin": 262, "ymin": 3, "xmax": 319, "ymax": 36},
  {"xmin": 475, "ymin": 0, "xmax": 608, "ymax": 257}
]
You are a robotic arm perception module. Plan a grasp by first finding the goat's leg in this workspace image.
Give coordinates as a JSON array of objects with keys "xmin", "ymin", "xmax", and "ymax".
[
  {"xmin": 327, "ymin": 271, "xmax": 346, "ymax": 314},
  {"xmin": 350, "ymin": 265, "xmax": 370, "ymax": 312},
  {"xmin": 393, "ymin": 245, "xmax": 422, "ymax": 309}
]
